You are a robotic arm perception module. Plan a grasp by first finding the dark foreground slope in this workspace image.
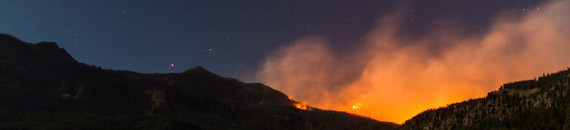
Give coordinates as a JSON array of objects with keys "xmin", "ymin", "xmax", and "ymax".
[
  {"xmin": 0, "ymin": 34, "xmax": 397, "ymax": 130},
  {"xmin": 403, "ymin": 68, "xmax": 570, "ymax": 129}
]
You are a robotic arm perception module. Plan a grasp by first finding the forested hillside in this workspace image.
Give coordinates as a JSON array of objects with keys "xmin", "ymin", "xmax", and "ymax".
[{"xmin": 403, "ymin": 68, "xmax": 570, "ymax": 129}]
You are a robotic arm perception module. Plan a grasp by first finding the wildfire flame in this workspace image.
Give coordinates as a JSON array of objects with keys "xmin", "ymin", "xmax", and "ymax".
[
  {"xmin": 293, "ymin": 102, "xmax": 308, "ymax": 110},
  {"xmin": 352, "ymin": 103, "xmax": 362, "ymax": 114},
  {"xmin": 257, "ymin": 1, "xmax": 570, "ymax": 124}
]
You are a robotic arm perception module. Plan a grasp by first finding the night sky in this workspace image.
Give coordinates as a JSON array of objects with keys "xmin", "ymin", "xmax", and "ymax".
[{"xmin": 0, "ymin": 0, "xmax": 545, "ymax": 80}]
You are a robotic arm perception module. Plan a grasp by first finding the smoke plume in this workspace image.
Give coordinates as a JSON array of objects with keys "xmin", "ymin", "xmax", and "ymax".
[{"xmin": 256, "ymin": 1, "xmax": 570, "ymax": 124}]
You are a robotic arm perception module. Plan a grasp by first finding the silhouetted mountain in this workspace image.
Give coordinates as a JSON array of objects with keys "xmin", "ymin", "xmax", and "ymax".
[
  {"xmin": 0, "ymin": 34, "xmax": 397, "ymax": 130},
  {"xmin": 402, "ymin": 68, "xmax": 570, "ymax": 129}
]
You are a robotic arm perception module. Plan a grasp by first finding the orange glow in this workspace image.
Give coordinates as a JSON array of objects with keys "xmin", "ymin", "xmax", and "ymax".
[
  {"xmin": 256, "ymin": 1, "xmax": 570, "ymax": 124},
  {"xmin": 293, "ymin": 102, "xmax": 309, "ymax": 110}
]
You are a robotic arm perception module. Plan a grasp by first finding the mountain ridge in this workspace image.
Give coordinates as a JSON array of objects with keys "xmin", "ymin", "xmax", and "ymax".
[
  {"xmin": 0, "ymin": 34, "xmax": 397, "ymax": 129},
  {"xmin": 3, "ymin": 33, "xmax": 570, "ymax": 129}
]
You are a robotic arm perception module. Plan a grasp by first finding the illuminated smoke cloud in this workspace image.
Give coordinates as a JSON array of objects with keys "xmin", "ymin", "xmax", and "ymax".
[{"xmin": 256, "ymin": 0, "xmax": 570, "ymax": 124}]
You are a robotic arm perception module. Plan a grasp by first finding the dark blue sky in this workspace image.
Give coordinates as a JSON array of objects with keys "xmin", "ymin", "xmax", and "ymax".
[{"xmin": 0, "ymin": 0, "xmax": 545, "ymax": 80}]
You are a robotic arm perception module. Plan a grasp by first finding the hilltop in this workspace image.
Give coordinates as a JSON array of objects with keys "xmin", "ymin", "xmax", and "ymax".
[{"xmin": 0, "ymin": 34, "xmax": 397, "ymax": 130}]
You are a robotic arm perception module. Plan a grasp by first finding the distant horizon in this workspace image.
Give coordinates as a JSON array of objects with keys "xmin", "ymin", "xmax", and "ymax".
[
  {"xmin": 3, "ymin": 0, "xmax": 570, "ymax": 124},
  {"xmin": 4, "ymin": 34, "xmax": 570, "ymax": 125}
]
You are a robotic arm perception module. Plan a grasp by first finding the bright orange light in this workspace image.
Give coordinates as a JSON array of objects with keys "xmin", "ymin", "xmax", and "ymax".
[
  {"xmin": 293, "ymin": 102, "xmax": 309, "ymax": 110},
  {"xmin": 352, "ymin": 103, "xmax": 362, "ymax": 110},
  {"xmin": 256, "ymin": 1, "xmax": 570, "ymax": 124}
]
